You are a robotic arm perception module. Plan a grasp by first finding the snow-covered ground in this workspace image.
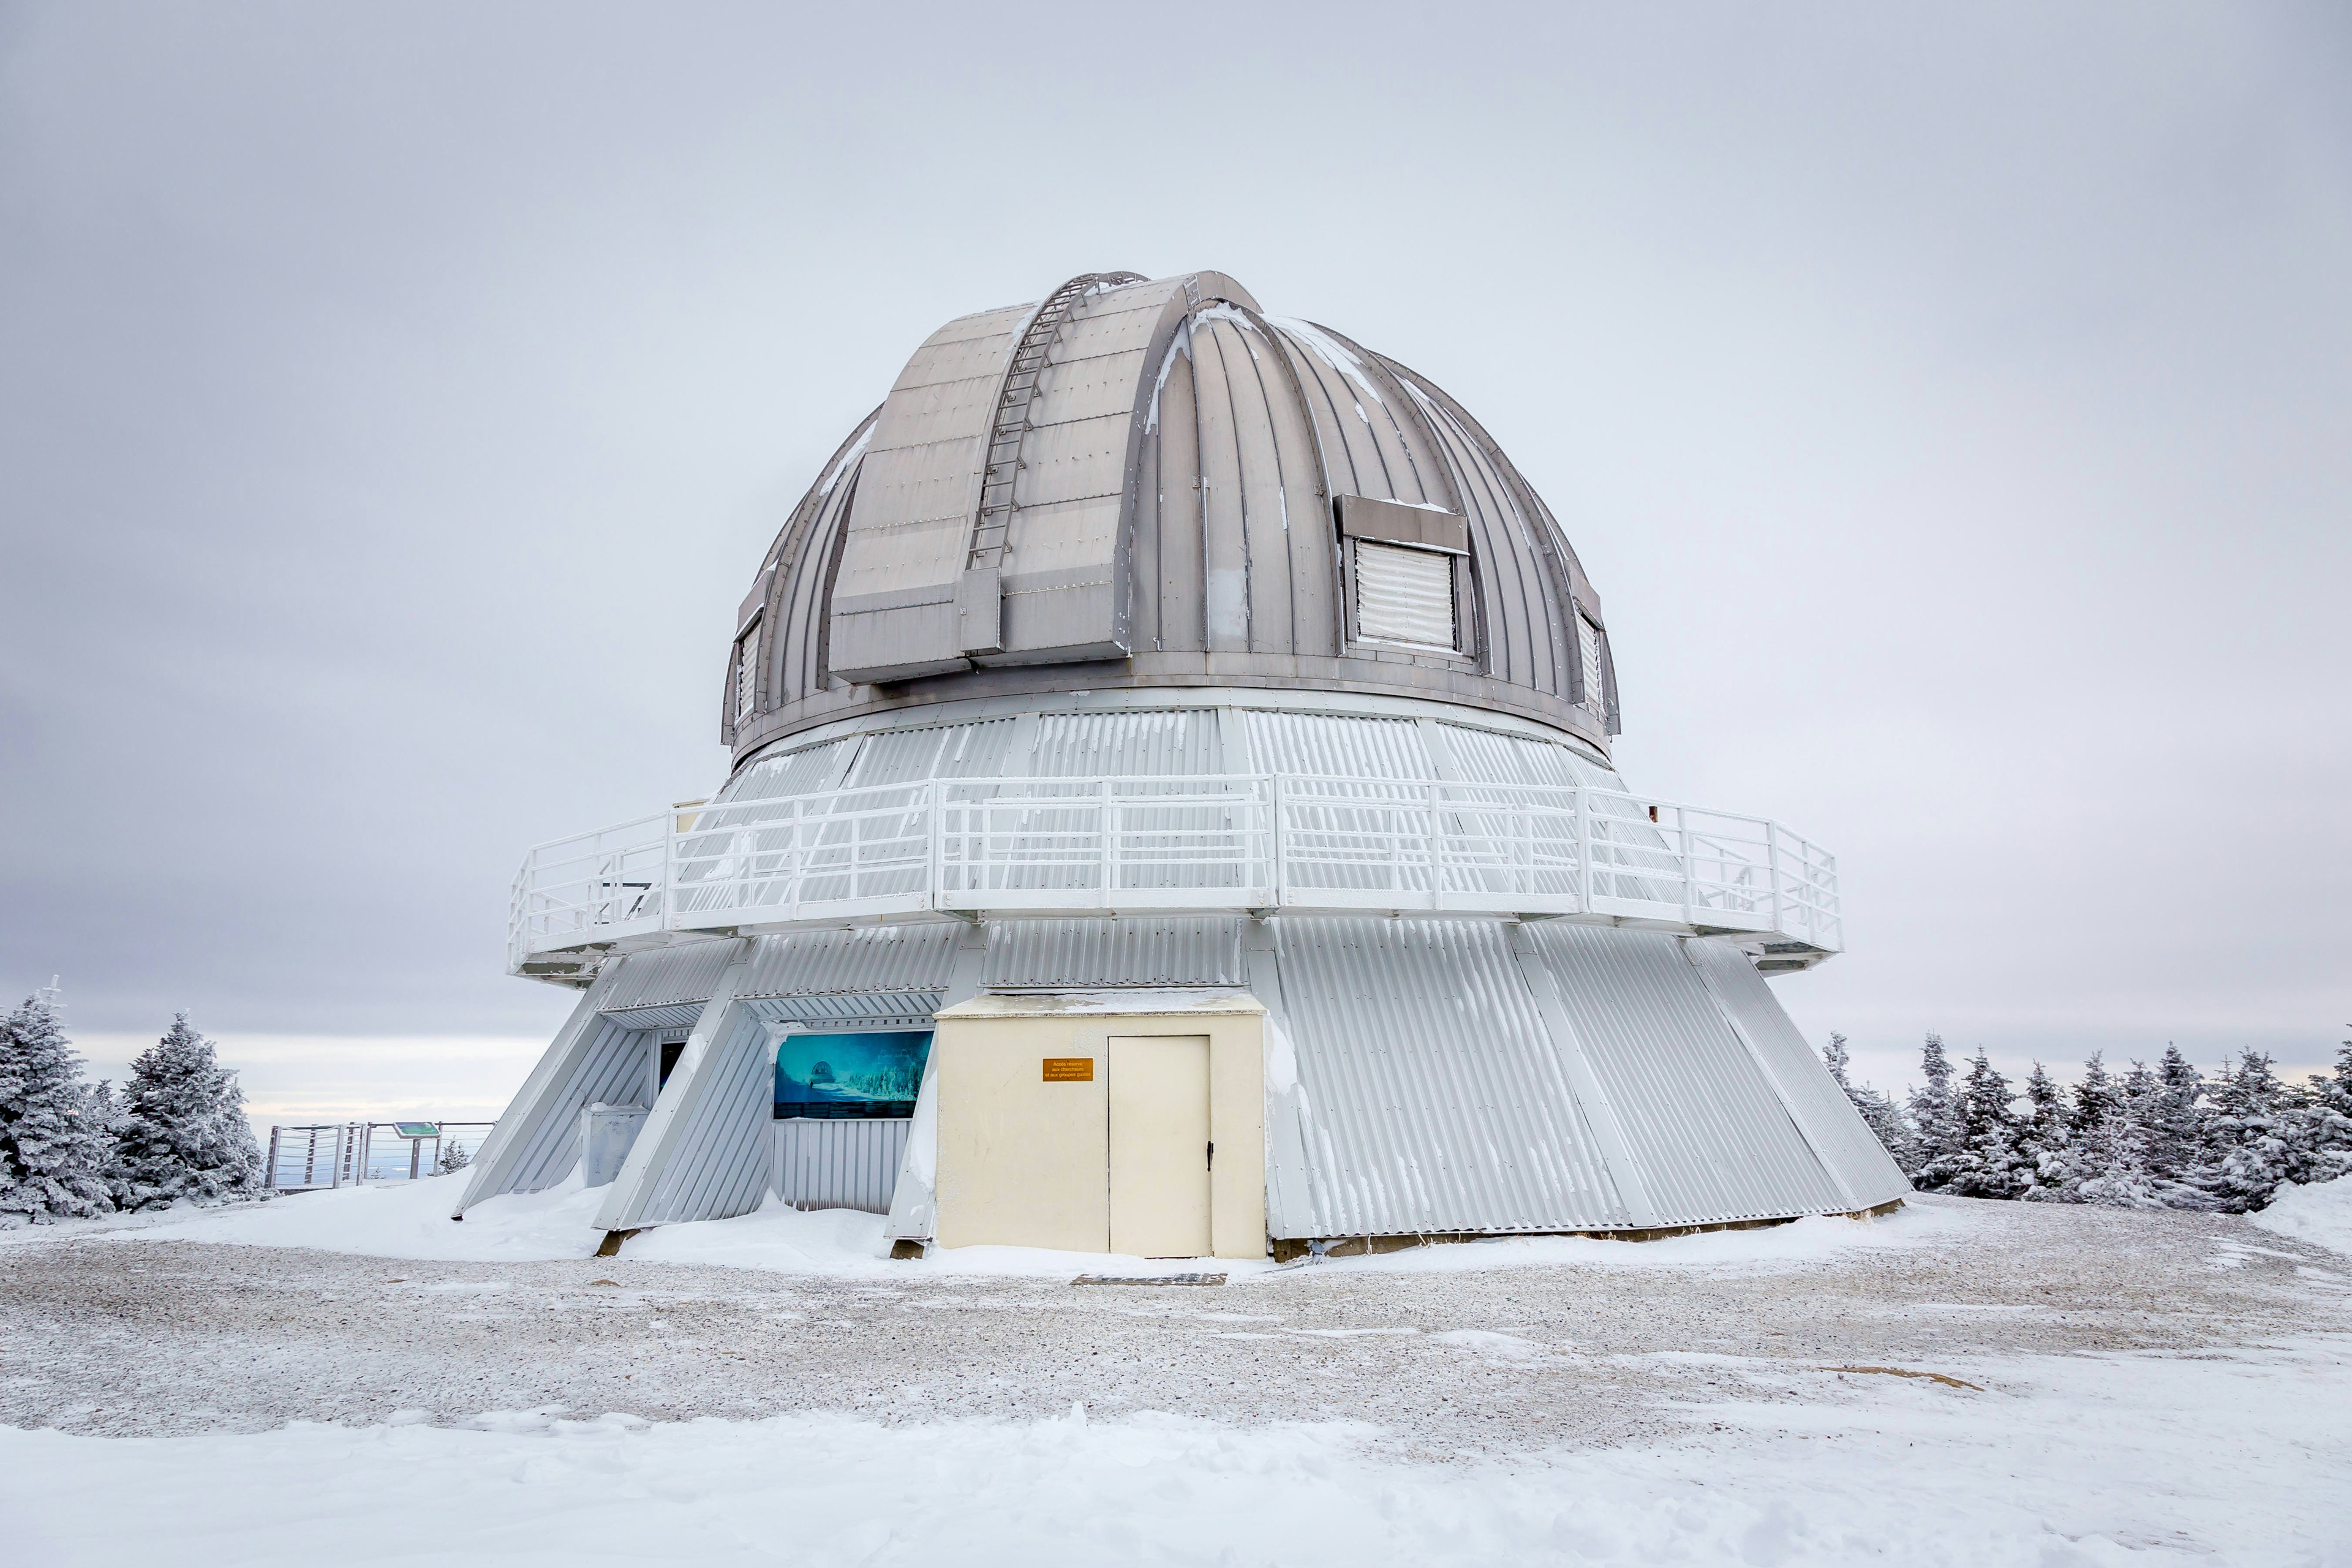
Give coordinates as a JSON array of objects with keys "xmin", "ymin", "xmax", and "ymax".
[
  {"xmin": 2, "ymin": 1181, "xmax": 2346, "ymax": 1565},
  {"xmin": 2252, "ymin": 1174, "xmax": 2352, "ymax": 1258},
  {"xmin": 2, "ymin": 1336, "xmax": 2346, "ymax": 1566},
  {"xmin": 78, "ymin": 1167, "xmax": 1972, "ymax": 1279}
]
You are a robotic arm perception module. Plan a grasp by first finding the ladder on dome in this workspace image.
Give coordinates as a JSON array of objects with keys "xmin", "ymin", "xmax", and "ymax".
[{"xmin": 957, "ymin": 271, "xmax": 1144, "ymax": 656}]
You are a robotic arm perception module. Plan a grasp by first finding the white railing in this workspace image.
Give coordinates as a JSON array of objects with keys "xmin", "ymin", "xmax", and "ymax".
[
  {"xmin": 508, "ymin": 776, "xmax": 1841, "ymax": 969},
  {"xmin": 264, "ymin": 1122, "xmax": 497, "ymax": 1191}
]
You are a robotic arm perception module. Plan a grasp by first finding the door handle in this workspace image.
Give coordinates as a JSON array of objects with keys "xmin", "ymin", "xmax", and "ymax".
[{"xmin": 1207, "ymin": 1140, "xmax": 1215, "ymax": 1170}]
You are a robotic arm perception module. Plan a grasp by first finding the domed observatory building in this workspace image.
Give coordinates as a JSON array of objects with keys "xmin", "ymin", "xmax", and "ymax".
[{"xmin": 458, "ymin": 271, "xmax": 1906, "ymax": 1257}]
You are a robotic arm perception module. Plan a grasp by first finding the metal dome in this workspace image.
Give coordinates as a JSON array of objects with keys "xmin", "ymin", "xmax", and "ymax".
[{"xmin": 725, "ymin": 271, "xmax": 1619, "ymax": 766}]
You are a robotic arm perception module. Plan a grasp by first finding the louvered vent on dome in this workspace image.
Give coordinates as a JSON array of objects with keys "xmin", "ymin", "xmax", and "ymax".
[{"xmin": 1354, "ymin": 541, "xmax": 1457, "ymax": 650}]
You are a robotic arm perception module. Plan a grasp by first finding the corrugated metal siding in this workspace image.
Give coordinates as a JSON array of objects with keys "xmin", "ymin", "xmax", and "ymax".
[
  {"xmin": 597, "ymin": 941, "xmax": 744, "ymax": 1018},
  {"xmin": 1272, "ymin": 917, "xmax": 1626, "ymax": 1237},
  {"xmin": 747, "ymin": 993, "xmax": 943, "ymax": 1027},
  {"xmin": 1684, "ymin": 940, "xmax": 1912, "ymax": 1207},
  {"xmin": 774, "ymin": 1118, "xmax": 909, "ymax": 1213},
  {"xmin": 736, "ymin": 925, "xmax": 961, "ymax": 999},
  {"xmin": 718, "ymin": 739, "xmax": 852, "ymax": 802},
  {"xmin": 1242, "ymin": 709, "xmax": 1431, "ymax": 778},
  {"xmin": 985, "ymin": 917, "xmax": 1245, "ymax": 989},
  {"xmin": 635, "ymin": 1005, "xmax": 775, "ymax": 1225},
  {"xmin": 505, "ymin": 1020, "xmax": 652, "ymax": 1194},
  {"xmin": 843, "ymin": 718, "xmax": 1021, "ymax": 786},
  {"xmin": 1028, "ymin": 710, "xmax": 1217, "ymax": 776},
  {"xmin": 1528, "ymin": 925, "xmax": 1846, "ymax": 1224},
  {"xmin": 1436, "ymin": 722, "xmax": 1623, "ymax": 790}
]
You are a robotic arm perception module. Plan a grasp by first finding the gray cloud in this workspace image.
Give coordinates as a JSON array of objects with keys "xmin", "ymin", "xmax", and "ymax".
[{"xmin": 4, "ymin": 2, "xmax": 2346, "ymax": 1098}]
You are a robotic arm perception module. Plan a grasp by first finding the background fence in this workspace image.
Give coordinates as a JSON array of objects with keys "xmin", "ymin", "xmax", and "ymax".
[{"xmin": 264, "ymin": 1121, "xmax": 497, "ymax": 1192}]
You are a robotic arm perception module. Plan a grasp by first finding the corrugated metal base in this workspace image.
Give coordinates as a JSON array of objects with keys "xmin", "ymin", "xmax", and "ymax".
[
  {"xmin": 1269, "ymin": 918, "xmax": 1899, "ymax": 1240},
  {"xmin": 774, "ymin": 1118, "xmax": 909, "ymax": 1213}
]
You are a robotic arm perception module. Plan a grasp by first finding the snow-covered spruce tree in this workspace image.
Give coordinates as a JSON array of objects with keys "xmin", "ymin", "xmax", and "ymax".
[
  {"xmin": 2296, "ymin": 1036, "xmax": 2352, "ymax": 1186},
  {"xmin": 1904, "ymin": 1033, "xmax": 1967, "ymax": 1190},
  {"xmin": 2146, "ymin": 1046, "xmax": 2211, "ymax": 1189},
  {"xmin": 107, "ymin": 1014, "xmax": 265, "ymax": 1210},
  {"xmin": 1821, "ymin": 1033, "xmax": 1918, "ymax": 1173},
  {"xmin": 435, "ymin": 1135, "xmax": 471, "ymax": 1175},
  {"xmin": 2200, "ymin": 1050, "xmax": 2305, "ymax": 1213},
  {"xmin": 1925, "ymin": 1049, "xmax": 2029, "ymax": 1198},
  {"xmin": 0, "ymin": 995, "xmax": 115, "ymax": 1223},
  {"xmin": 2044, "ymin": 1052, "xmax": 2149, "ymax": 1206},
  {"xmin": 2015, "ymin": 1062, "xmax": 2073, "ymax": 1200}
]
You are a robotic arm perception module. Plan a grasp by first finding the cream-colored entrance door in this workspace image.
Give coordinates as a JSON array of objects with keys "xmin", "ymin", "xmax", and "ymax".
[{"xmin": 1107, "ymin": 1035, "xmax": 1212, "ymax": 1257}]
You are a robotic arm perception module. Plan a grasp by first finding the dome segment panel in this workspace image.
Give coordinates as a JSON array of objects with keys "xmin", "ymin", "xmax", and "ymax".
[{"xmin": 826, "ymin": 301, "xmax": 1036, "ymax": 683}]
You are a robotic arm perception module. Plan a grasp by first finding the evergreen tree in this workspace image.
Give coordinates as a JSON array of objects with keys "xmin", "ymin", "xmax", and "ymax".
[
  {"xmin": 2201, "ymin": 1050, "xmax": 2304, "ymax": 1212},
  {"xmin": 435, "ymin": 1134, "xmax": 471, "ymax": 1175},
  {"xmin": 1928, "ymin": 1049, "xmax": 2028, "ymax": 1198},
  {"xmin": 1905, "ymin": 1033, "xmax": 1965, "ymax": 1189},
  {"xmin": 2297, "ymin": 1035, "xmax": 2352, "ymax": 1186},
  {"xmin": 2146, "ymin": 1046, "xmax": 2211, "ymax": 1189},
  {"xmin": 106, "ymin": 1014, "xmax": 265, "ymax": 1210},
  {"xmin": 0, "ymin": 995, "xmax": 115, "ymax": 1223},
  {"xmin": 2015, "ymin": 1061, "xmax": 2072, "ymax": 1199},
  {"xmin": 2068, "ymin": 1058, "xmax": 2168, "ymax": 1208},
  {"xmin": 1822, "ymin": 1033, "xmax": 1918, "ymax": 1174}
]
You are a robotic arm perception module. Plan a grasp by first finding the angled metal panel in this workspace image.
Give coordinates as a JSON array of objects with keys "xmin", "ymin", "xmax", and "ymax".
[
  {"xmin": 502, "ymin": 1020, "xmax": 654, "ymax": 1192},
  {"xmin": 736, "ymin": 924, "xmax": 963, "ymax": 999},
  {"xmin": 746, "ymin": 993, "xmax": 944, "ymax": 1027},
  {"xmin": 1684, "ymin": 939, "xmax": 1910, "ymax": 1207},
  {"xmin": 629, "ymin": 1003, "xmax": 777, "ymax": 1226},
  {"xmin": 984, "ymin": 916, "xmax": 1245, "ymax": 989},
  {"xmin": 1434, "ymin": 722, "xmax": 1621, "ymax": 789},
  {"xmin": 595, "ymin": 940, "xmax": 743, "ymax": 1017},
  {"xmin": 718, "ymin": 739, "xmax": 856, "ymax": 802},
  {"xmin": 1272, "ymin": 916, "xmax": 1627, "ymax": 1237},
  {"xmin": 1528, "ymin": 925, "xmax": 1847, "ymax": 1224}
]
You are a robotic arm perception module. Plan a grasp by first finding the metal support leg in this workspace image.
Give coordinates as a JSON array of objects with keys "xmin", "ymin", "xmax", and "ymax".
[{"xmin": 883, "ymin": 921, "xmax": 989, "ymax": 1248}]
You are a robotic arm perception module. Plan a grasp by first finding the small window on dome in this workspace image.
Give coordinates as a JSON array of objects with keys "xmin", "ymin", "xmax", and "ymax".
[
  {"xmin": 733, "ymin": 621, "xmax": 761, "ymax": 726},
  {"xmin": 1354, "ymin": 540, "xmax": 1459, "ymax": 652},
  {"xmin": 1577, "ymin": 614, "xmax": 1605, "ymax": 714}
]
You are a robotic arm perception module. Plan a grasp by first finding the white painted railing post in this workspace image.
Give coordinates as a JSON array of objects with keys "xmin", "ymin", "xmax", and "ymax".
[
  {"xmin": 927, "ymin": 778, "xmax": 945, "ymax": 912},
  {"xmin": 1575, "ymin": 787, "xmax": 1593, "ymax": 913},
  {"xmin": 1426, "ymin": 778, "xmax": 1444, "ymax": 910},
  {"xmin": 1678, "ymin": 806, "xmax": 1694, "ymax": 927},
  {"xmin": 1098, "ymin": 776, "xmax": 1117, "ymax": 905},
  {"xmin": 1269, "ymin": 774, "xmax": 1286, "ymax": 908},
  {"xmin": 1766, "ymin": 820, "xmax": 1782, "ymax": 938},
  {"xmin": 663, "ymin": 805, "xmax": 679, "ymax": 933}
]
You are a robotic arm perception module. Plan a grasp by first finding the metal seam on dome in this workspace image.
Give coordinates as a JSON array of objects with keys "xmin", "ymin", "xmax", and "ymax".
[{"xmin": 1378, "ymin": 358, "xmax": 1585, "ymax": 714}]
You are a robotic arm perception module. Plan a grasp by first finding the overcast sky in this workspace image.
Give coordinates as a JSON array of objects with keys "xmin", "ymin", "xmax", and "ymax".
[{"xmin": 3, "ymin": 2, "xmax": 2346, "ymax": 1120}]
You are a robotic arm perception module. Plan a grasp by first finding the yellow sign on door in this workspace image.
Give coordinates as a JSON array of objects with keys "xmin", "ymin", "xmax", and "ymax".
[{"xmin": 1042, "ymin": 1057, "xmax": 1095, "ymax": 1082}]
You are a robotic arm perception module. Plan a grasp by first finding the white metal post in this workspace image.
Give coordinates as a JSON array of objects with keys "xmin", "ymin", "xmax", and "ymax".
[
  {"xmin": 1426, "ymin": 779, "xmax": 1444, "ymax": 910},
  {"xmin": 1268, "ymin": 774, "xmax": 1286, "ymax": 908},
  {"xmin": 1098, "ymin": 777, "xmax": 1117, "ymax": 903},
  {"xmin": 1575, "ymin": 787, "xmax": 1593, "ymax": 913},
  {"xmin": 1678, "ymin": 807, "xmax": 1694, "ymax": 927},
  {"xmin": 927, "ymin": 778, "xmax": 944, "ymax": 911}
]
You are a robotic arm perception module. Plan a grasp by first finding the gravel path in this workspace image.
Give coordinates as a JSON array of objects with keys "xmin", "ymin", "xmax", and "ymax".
[{"xmin": 3, "ymin": 1195, "xmax": 2344, "ymax": 1457}]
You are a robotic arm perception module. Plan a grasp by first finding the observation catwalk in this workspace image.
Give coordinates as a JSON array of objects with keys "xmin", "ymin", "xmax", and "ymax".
[{"xmin": 458, "ymin": 270, "xmax": 1908, "ymax": 1256}]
